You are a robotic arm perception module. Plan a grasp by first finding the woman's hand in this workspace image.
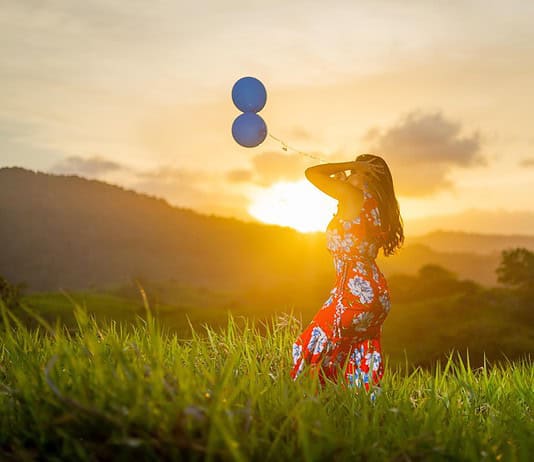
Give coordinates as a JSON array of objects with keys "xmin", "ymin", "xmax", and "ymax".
[{"xmin": 351, "ymin": 159, "xmax": 385, "ymax": 181}]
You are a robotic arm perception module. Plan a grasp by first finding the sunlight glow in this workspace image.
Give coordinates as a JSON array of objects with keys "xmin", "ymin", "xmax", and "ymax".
[{"xmin": 248, "ymin": 180, "xmax": 337, "ymax": 233}]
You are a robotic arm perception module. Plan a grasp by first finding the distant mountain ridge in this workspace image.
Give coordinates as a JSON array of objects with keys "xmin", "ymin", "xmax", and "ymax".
[
  {"xmin": 407, "ymin": 208, "xmax": 534, "ymax": 238},
  {"xmin": 406, "ymin": 230, "xmax": 534, "ymax": 255},
  {"xmin": 0, "ymin": 167, "xmax": 531, "ymax": 291}
]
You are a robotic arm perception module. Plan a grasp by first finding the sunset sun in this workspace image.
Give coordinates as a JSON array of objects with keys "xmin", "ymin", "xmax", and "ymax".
[{"xmin": 248, "ymin": 180, "xmax": 337, "ymax": 233}]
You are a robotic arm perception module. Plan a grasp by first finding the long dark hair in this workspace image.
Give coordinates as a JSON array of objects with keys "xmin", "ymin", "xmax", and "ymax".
[{"xmin": 353, "ymin": 153, "xmax": 404, "ymax": 257}]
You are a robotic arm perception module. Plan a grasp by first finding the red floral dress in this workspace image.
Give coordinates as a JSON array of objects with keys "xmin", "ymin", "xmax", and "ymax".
[{"xmin": 290, "ymin": 189, "xmax": 391, "ymax": 396}]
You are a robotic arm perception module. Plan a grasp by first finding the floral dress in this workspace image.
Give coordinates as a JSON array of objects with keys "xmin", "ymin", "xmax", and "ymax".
[{"xmin": 290, "ymin": 188, "xmax": 391, "ymax": 396}]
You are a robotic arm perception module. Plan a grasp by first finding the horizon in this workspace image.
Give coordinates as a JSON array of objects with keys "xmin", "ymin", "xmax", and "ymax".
[
  {"xmin": 2, "ymin": 164, "xmax": 534, "ymax": 239},
  {"xmin": 1, "ymin": 1, "xmax": 533, "ymax": 235}
]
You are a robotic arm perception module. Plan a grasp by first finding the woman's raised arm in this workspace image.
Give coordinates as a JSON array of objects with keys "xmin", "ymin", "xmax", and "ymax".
[{"xmin": 304, "ymin": 161, "xmax": 359, "ymax": 200}]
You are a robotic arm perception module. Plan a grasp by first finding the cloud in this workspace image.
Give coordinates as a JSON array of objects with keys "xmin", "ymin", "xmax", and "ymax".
[
  {"xmin": 46, "ymin": 156, "xmax": 257, "ymax": 220},
  {"xmin": 50, "ymin": 155, "xmax": 124, "ymax": 176},
  {"xmin": 363, "ymin": 110, "xmax": 487, "ymax": 197},
  {"xmin": 225, "ymin": 111, "xmax": 490, "ymax": 194},
  {"xmin": 136, "ymin": 166, "xmax": 213, "ymax": 183},
  {"xmin": 226, "ymin": 150, "xmax": 333, "ymax": 188},
  {"xmin": 518, "ymin": 157, "xmax": 534, "ymax": 167},
  {"xmin": 251, "ymin": 151, "xmax": 309, "ymax": 185},
  {"xmin": 130, "ymin": 166, "xmax": 255, "ymax": 221},
  {"xmin": 226, "ymin": 169, "xmax": 253, "ymax": 183},
  {"xmin": 288, "ymin": 126, "xmax": 315, "ymax": 141}
]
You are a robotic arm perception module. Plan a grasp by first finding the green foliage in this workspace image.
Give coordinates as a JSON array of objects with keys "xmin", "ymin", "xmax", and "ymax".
[
  {"xmin": 0, "ymin": 275, "xmax": 26, "ymax": 310},
  {"xmin": 18, "ymin": 275, "xmax": 534, "ymax": 372},
  {"xmin": 496, "ymin": 247, "xmax": 534, "ymax": 292},
  {"xmin": 418, "ymin": 263, "xmax": 457, "ymax": 282},
  {"xmin": 388, "ymin": 263, "xmax": 483, "ymax": 302},
  {"xmin": 0, "ymin": 299, "xmax": 532, "ymax": 461}
]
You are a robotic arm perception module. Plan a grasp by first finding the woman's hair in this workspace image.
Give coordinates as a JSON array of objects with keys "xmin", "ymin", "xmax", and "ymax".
[{"xmin": 353, "ymin": 153, "xmax": 404, "ymax": 257}]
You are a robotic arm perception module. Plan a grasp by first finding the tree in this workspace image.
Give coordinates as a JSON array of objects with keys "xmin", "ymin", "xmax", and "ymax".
[
  {"xmin": 496, "ymin": 247, "xmax": 534, "ymax": 292},
  {"xmin": 416, "ymin": 264, "xmax": 460, "ymax": 299},
  {"xmin": 417, "ymin": 264, "xmax": 457, "ymax": 283}
]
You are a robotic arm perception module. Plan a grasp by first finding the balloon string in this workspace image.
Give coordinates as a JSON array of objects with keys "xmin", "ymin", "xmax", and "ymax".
[{"xmin": 268, "ymin": 133, "xmax": 328, "ymax": 163}]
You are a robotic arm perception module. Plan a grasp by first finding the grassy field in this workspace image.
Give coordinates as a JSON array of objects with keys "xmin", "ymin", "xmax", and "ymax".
[
  {"xmin": 18, "ymin": 285, "xmax": 534, "ymax": 370},
  {"xmin": 0, "ymin": 298, "xmax": 532, "ymax": 462}
]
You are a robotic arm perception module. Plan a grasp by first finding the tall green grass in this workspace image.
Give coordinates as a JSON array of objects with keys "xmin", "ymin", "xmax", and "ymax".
[{"xmin": 0, "ymin": 298, "xmax": 532, "ymax": 461}]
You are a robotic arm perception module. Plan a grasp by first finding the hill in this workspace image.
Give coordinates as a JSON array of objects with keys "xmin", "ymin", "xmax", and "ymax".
[
  {"xmin": 0, "ymin": 167, "xmax": 531, "ymax": 292},
  {"xmin": 0, "ymin": 167, "xmax": 326, "ymax": 292}
]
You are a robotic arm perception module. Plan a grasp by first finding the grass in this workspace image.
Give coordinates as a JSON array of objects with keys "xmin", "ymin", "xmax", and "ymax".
[
  {"xmin": 21, "ymin": 285, "xmax": 534, "ymax": 371},
  {"xmin": 0, "ymin": 298, "xmax": 532, "ymax": 462},
  {"xmin": 21, "ymin": 289, "xmax": 256, "ymax": 338}
]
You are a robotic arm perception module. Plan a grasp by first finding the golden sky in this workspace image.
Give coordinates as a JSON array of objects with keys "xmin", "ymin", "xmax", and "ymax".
[{"xmin": 1, "ymin": 1, "xmax": 533, "ymax": 235}]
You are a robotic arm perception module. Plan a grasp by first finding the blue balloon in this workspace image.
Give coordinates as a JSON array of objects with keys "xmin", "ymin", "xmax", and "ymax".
[
  {"xmin": 232, "ymin": 112, "xmax": 267, "ymax": 148},
  {"xmin": 232, "ymin": 76, "xmax": 267, "ymax": 113}
]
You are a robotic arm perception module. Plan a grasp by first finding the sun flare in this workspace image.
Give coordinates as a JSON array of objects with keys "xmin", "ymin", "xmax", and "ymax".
[{"xmin": 248, "ymin": 180, "xmax": 337, "ymax": 233}]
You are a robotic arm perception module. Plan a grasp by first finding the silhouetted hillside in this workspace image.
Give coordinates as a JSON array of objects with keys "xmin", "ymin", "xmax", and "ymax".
[
  {"xmin": 0, "ymin": 167, "xmax": 329, "ymax": 291},
  {"xmin": 0, "ymin": 167, "xmax": 526, "ymax": 291}
]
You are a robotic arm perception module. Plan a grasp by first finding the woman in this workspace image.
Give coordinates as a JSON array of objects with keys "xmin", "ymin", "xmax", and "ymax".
[{"xmin": 290, "ymin": 154, "xmax": 404, "ymax": 396}]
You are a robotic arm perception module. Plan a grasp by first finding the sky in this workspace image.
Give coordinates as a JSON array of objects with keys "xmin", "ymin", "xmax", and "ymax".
[{"xmin": 1, "ymin": 0, "xmax": 533, "ymax": 235}]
